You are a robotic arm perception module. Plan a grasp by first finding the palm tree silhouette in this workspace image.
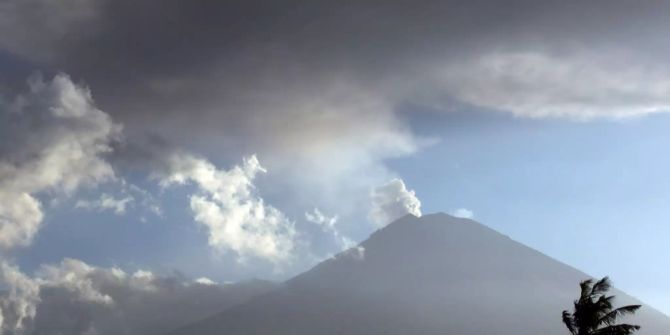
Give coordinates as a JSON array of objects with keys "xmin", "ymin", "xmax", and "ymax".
[{"xmin": 562, "ymin": 277, "xmax": 641, "ymax": 335}]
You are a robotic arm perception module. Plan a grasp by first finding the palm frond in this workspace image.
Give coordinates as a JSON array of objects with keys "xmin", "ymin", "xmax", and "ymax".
[
  {"xmin": 591, "ymin": 277, "xmax": 612, "ymax": 296},
  {"xmin": 565, "ymin": 276, "xmax": 642, "ymax": 335},
  {"xmin": 562, "ymin": 310, "xmax": 577, "ymax": 335},
  {"xmin": 598, "ymin": 305, "xmax": 641, "ymax": 326},
  {"xmin": 594, "ymin": 295, "xmax": 615, "ymax": 312},
  {"xmin": 580, "ymin": 279, "xmax": 594, "ymax": 299},
  {"xmin": 592, "ymin": 323, "xmax": 640, "ymax": 335}
]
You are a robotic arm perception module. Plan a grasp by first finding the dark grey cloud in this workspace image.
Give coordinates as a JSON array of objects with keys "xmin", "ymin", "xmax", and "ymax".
[{"xmin": 6, "ymin": 1, "xmax": 670, "ymax": 132}]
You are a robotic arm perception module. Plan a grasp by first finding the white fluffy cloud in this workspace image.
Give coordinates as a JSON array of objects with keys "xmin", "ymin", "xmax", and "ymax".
[
  {"xmin": 368, "ymin": 179, "xmax": 422, "ymax": 227},
  {"xmin": 0, "ymin": 74, "xmax": 120, "ymax": 250},
  {"xmin": 0, "ymin": 258, "xmax": 273, "ymax": 335},
  {"xmin": 160, "ymin": 153, "xmax": 296, "ymax": 263}
]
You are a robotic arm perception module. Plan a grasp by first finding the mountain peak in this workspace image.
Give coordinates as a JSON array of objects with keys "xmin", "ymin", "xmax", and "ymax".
[
  {"xmin": 170, "ymin": 213, "xmax": 670, "ymax": 335},
  {"xmin": 376, "ymin": 212, "xmax": 494, "ymax": 236}
]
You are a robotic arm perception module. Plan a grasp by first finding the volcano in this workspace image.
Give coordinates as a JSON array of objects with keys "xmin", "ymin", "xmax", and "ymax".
[{"xmin": 170, "ymin": 213, "xmax": 670, "ymax": 335}]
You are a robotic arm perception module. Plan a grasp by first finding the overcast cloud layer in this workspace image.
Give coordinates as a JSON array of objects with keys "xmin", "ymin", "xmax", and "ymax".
[
  {"xmin": 0, "ymin": 258, "xmax": 275, "ymax": 335},
  {"xmin": 4, "ymin": 1, "xmax": 670, "ymax": 120}
]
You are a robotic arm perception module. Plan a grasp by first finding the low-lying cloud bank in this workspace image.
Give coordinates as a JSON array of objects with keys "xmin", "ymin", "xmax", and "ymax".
[{"xmin": 0, "ymin": 259, "xmax": 275, "ymax": 335}]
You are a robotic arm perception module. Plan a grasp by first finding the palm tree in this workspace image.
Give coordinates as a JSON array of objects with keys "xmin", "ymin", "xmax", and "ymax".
[{"xmin": 562, "ymin": 277, "xmax": 641, "ymax": 335}]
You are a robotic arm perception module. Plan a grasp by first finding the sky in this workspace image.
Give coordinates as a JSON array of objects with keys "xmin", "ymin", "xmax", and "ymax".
[{"xmin": 1, "ymin": 0, "xmax": 670, "ymax": 333}]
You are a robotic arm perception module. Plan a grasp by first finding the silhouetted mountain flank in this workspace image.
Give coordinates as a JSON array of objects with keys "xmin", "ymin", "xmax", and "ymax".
[{"xmin": 170, "ymin": 213, "xmax": 670, "ymax": 335}]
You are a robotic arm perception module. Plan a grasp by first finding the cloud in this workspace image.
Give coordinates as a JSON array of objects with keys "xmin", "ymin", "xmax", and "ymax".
[
  {"xmin": 439, "ymin": 51, "xmax": 670, "ymax": 119},
  {"xmin": 337, "ymin": 246, "xmax": 366, "ymax": 262},
  {"xmin": 3, "ymin": 1, "xmax": 667, "ymax": 235},
  {"xmin": 194, "ymin": 277, "xmax": 217, "ymax": 286},
  {"xmin": 0, "ymin": 0, "xmax": 102, "ymax": 62},
  {"xmin": 369, "ymin": 179, "xmax": 422, "ymax": 227},
  {"xmin": 305, "ymin": 208, "xmax": 355, "ymax": 251},
  {"xmin": 0, "ymin": 194, "xmax": 43, "ymax": 253},
  {"xmin": 73, "ymin": 180, "xmax": 162, "ymax": 218},
  {"xmin": 34, "ymin": 259, "xmax": 116, "ymax": 306},
  {"xmin": 452, "ymin": 208, "xmax": 474, "ymax": 220},
  {"xmin": 0, "ymin": 262, "xmax": 40, "ymax": 334},
  {"xmin": 305, "ymin": 209, "xmax": 338, "ymax": 231},
  {"xmin": 0, "ymin": 259, "xmax": 275, "ymax": 335},
  {"xmin": 0, "ymin": 74, "xmax": 120, "ymax": 250},
  {"xmin": 14, "ymin": 1, "xmax": 669, "ymax": 247},
  {"xmin": 76, "ymin": 193, "xmax": 133, "ymax": 215},
  {"xmin": 160, "ymin": 153, "xmax": 296, "ymax": 263},
  {"xmin": 3, "ymin": 1, "xmax": 670, "ymax": 127}
]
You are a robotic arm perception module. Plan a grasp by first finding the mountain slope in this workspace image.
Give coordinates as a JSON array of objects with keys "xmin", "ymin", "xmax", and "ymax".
[{"xmin": 171, "ymin": 213, "xmax": 670, "ymax": 335}]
